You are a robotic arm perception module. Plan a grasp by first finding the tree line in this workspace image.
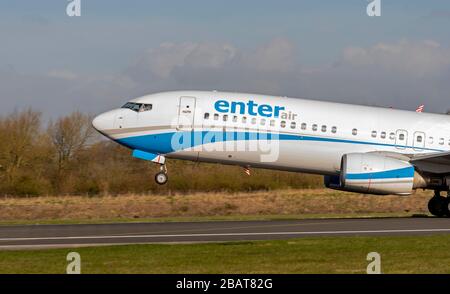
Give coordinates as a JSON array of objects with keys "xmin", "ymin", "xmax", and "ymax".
[{"xmin": 0, "ymin": 109, "xmax": 322, "ymax": 197}]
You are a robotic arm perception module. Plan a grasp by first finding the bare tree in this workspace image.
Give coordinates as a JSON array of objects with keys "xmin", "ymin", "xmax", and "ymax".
[
  {"xmin": 0, "ymin": 109, "xmax": 42, "ymax": 184},
  {"xmin": 47, "ymin": 112, "xmax": 95, "ymax": 181}
]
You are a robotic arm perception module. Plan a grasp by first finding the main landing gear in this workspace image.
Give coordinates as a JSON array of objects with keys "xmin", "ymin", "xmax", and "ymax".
[
  {"xmin": 428, "ymin": 191, "xmax": 450, "ymax": 217},
  {"xmin": 155, "ymin": 164, "xmax": 168, "ymax": 185}
]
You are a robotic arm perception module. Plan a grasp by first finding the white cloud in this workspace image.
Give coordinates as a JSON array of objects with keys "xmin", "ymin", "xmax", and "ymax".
[
  {"xmin": 47, "ymin": 70, "xmax": 78, "ymax": 81},
  {"xmin": 129, "ymin": 42, "xmax": 237, "ymax": 79},
  {"xmin": 340, "ymin": 40, "xmax": 450, "ymax": 77},
  {"xmin": 2, "ymin": 38, "xmax": 450, "ymax": 117},
  {"xmin": 126, "ymin": 38, "xmax": 297, "ymax": 83},
  {"xmin": 242, "ymin": 38, "xmax": 296, "ymax": 73}
]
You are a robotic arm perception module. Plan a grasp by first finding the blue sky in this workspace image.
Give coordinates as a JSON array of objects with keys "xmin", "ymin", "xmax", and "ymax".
[{"xmin": 1, "ymin": 0, "xmax": 450, "ymax": 117}]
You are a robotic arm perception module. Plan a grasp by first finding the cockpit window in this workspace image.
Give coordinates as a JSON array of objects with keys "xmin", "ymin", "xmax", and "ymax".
[
  {"xmin": 122, "ymin": 102, "xmax": 153, "ymax": 112},
  {"xmin": 141, "ymin": 104, "xmax": 153, "ymax": 111}
]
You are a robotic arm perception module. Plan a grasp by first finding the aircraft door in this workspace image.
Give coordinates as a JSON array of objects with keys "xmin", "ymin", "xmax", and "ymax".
[
  {"xmin": 413, "ymin": 131, "xmax": 426, "ymax": 151},
  {"xmin": 177, "ymin": 96, "xmax": 196, "ymax": 131}
]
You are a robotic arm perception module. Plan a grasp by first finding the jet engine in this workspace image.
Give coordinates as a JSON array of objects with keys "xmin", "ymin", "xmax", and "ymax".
[{"xmin": 324, "ymin": 153, "xmax": 427, "ymax": 195}]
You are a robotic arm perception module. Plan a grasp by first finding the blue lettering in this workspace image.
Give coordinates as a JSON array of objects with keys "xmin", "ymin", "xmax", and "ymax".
[
  {"xmin": 215, "ymin": 100, "xmax": 229, "ymax": 113},
  {"xmin": 258, "ymin": 104, "xmax": 273, "ymax": 117},
  {"xmin": 247, "ymin": 100, "xmax": 258, "ymax": 116},
  {"xmin": 214, "ymin": 99, "xmax": 286, "ymax": 118},
  {"xmin": 230, "ymin": 101, "xmax": 246, "ymax": 115},
  {"xmin": 274, "ymin": 106, "xmax": 285, "ymax": 118}
]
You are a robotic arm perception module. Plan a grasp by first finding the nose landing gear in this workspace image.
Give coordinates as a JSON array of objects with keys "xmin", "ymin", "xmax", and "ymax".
[
  {"xmin": 155, "ymin": 164, "xmax": 169, "ymax": 185},
  {"xmin": 155, "ymin": 172, "xmax": 168, "ymax": 185},
  {"xmin": 155, "ymin": 164, "xmax": 168, "ymax": 185},
  {"xmin": 428, "ymin": 191, "xmax": 450, "ymax": 217}
]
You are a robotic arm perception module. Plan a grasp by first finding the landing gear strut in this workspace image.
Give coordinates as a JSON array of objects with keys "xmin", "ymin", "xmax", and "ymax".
[
  {"xmin": 428, "ymin": 191, "xmax": 450, "ymax": 217},
  {"xmin": 155, "ymin": 164, "xmax": 168, "ymax": 185}
]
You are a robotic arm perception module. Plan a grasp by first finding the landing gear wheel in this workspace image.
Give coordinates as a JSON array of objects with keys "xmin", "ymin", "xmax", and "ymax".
[
  {"xmin": 155, "ymin": 172, "xmax": 168, "ymax": 185},
  {"xmin": 428, "ymin": 195, "xmax": 447, "ymax": 217},
  {"xmin": 446, "ymin": 198, "xmax": 450, "ymax": 217}
]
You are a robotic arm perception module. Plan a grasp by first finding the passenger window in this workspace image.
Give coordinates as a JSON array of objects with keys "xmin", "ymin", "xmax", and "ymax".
[
  {"xmin": 260, "ymin": 119, "xmax": 266, "ymax": 126},
  {"xmin": 233, "ymin": 116, "xmax": 238, "ymax": 123},
  {"xmin": 301, "ymin": 123, "xmax": 307, "ymax": 130},
  {"xmin": 214, "ymin": 114, "xmax": 219, "ymax": 120},
  {"xmin": 331, "ymin": 126, "xmax": 337, "ymax": 134},
  {"xmin": 321, "ymin": 125, "xmax": 327, "ymax": 132},
  {"xmin": 223, "ymin": 115, "xmax": 228, "ymax": 122},
  {"xmin": 399, "ymin": 134, "xmax": 405, "ymax": 141},
  {"xmin": 389, "ymin": 133, "xmax": 395, "ymax": 140},
  {"xmin": 312, "ymin": 124, "xmax": 318, "ymax": 131},
  {"xmin": 417, "ymin": 136, "xmax": 423, "ymax": 143},
  {"xmin": 291, "ymin": 122, "xmax": 296, "ymax": 129},
  {"xmin": 352, "ymin": 129, "xmax": 358, "ymax": 136},
  {"xmin": 429, "ymin": 137, "xmax": 434, "ymax": 144},
  {"xmin": 242, "ymin": 116, "xmax": 247, "ymax": 124},
  {"xmin": 251, "ymin": 118, "xmax": 257, "ymax": 125},
  {"xmin": 371, "ymin": 131, "xmax": 377, "ymax": 138},
  {"xmin": 381, "ymin": 132, "xmax": 386, "ymax": 139},
  {"xmin": 204, "ymin": 113, "xmax": 210, "ymax": 120},
  {"xmin": 270, "ymin": 120, "xmax": 276, "ymax": 127},
  {"xmin": 439, "ymin": 138, "xmax": 445, "ymax": 145},
  {"xmin": 281, "ymin": 121, "xmax": 286, "ymax": 128}
]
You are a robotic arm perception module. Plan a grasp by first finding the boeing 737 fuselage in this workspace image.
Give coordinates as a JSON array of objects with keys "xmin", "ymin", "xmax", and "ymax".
[{"xmin": 92, "ymin": 91, "xmax": 450, "ymax": 217}]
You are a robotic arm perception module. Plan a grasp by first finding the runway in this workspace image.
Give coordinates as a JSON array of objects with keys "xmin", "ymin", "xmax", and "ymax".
[{"xmin": 1, "ymin": 217, "xmax": 450, "ymax": 249}]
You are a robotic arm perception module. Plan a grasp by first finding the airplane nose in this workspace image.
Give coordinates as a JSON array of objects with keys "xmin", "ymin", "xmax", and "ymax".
[{"xmin": 92, "ymin": 111, "xmax": 115, "ymax": 132}]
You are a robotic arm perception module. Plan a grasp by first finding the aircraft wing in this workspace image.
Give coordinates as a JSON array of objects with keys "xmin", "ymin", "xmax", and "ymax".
[{"xmin": 410, "ymin": 151, "xmax": 450, "ymax": 174}]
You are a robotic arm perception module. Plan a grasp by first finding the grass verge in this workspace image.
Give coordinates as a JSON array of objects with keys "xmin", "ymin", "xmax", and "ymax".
[
  {"xmin": 0, "ymin": 189, "xmax": 433, "ymax": 225},
  {"xmin": 1, "ymin": 234, "xmax": 450, "ymax": 274}
]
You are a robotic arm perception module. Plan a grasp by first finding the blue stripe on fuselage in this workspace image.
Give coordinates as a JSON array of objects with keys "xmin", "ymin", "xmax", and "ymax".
[{"xmin": 116, "ymin": 130, "xmax": 445, "ymax": 155}]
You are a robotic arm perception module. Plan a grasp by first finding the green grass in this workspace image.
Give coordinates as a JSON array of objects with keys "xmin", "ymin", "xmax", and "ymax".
[
  {"xmin": 1, "ymin": 234, "xmax": 450, "ymax": 274},
  {"xmin": 0, "ymin": 212, "xmax": 425, "ymax": 226}
]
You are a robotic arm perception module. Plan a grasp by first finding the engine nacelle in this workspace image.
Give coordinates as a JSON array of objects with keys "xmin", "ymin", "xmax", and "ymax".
[{"xmin": 325, "ymin": 153, "xmax": 424, "ymax": 195}]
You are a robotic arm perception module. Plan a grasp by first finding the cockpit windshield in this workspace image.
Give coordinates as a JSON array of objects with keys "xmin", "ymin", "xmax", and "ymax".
[{"xmin": 122, "ymin": 102, "xmax": 153, "ymax": 112}]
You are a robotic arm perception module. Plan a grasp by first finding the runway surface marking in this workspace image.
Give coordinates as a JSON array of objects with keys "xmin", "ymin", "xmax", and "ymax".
[
  {"xmin": 1, "ymin": 218, "xmax": 449, "ymax": 249},
  {"xmin": 1, "ymin": 228, "xmax": 450, "ymax": 242},
  {"xmin": 111, "ymin": 220, "xmax": 359, "ymax": 236}
]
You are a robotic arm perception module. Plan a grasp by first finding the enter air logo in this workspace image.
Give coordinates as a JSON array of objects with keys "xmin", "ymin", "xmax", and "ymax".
[{"xmin": 214, "ymin": 100, "xmax": 285, "ymax": 118}]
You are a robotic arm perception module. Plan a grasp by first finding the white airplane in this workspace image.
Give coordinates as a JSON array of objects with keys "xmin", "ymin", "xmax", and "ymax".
[{"xmin": 92, "ymin": 91, "xmax": 450, "ymax": 217}]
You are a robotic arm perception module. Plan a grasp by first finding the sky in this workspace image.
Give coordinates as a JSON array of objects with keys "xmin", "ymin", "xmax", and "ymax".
[{"xmin": 1, "ymin": 0, "xmax": 450, "ymax": 118}]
